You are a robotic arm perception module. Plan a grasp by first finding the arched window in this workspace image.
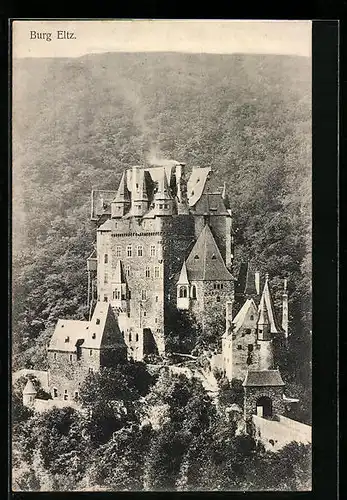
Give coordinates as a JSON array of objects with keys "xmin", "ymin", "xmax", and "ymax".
[
  {"xmin": 179, "ymin": 286, "xmax": 188, "ymax": 298},
  {"xmin": 191, "ymin": 285, "xmax": 197, "ymax": 299}
]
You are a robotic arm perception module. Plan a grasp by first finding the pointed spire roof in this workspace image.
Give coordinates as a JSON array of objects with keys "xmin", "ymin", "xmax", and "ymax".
[
  {"xmin": 114, "ymin": 172, "xmax": 130, "ymax": 203},
  {"xmin": 113, "ymin": 260, "xmax": 126, "ymax": 284},
  {"xmin": 236, "ymin": 262, "xmax": 257, "ymax": 296},
  {"xmin": 185, "ymin": 224, "xmax": 234, "ymax": 281},
  {"xmin": 257, "ymin": 274, "xmax": 281, "ymax": 333},
  {"xmin": 177, "ymin": 261, "xmax": 190, "ymax": 285},
  {"xmin": 132, "ymin": 169, "xmax": 149, "ymax": 201},
  {"xmin": 154, "ymin": 168, "xmax": 173, "ymax": 200},
  {"xmin": 23, "ymin": 379, "xmax": 37, "ymax": 395}
]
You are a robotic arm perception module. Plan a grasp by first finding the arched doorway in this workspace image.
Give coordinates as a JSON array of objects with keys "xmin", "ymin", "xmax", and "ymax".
[{"xmin": 256, "ymin": 396, "xmax": 273, "ymax": 418}]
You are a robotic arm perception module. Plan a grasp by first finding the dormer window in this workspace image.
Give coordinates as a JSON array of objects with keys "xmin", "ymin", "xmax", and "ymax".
[
  {"xmin": 212, "ymin": 254, "xmax": 217, "ymax": 260},
  {"xmin": 96, "ymin": 319, "xmax": 100, "ymax": 325},
  {"xmin": 65, "ymin": 336, "xmax": 70, "ymax": 343},
  {"xmin": 194, "ymin": 255, "xmax": 199, "ymax": 260}
]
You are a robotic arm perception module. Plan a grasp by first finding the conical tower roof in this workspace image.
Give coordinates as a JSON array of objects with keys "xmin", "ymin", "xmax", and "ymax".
[
  {"xmin": 154, "ymin": 168, "xmax": 173, "ymax": 201},
  {"xmin": 23, "ymin": 379, "xmax": 37, "ymax": 395},
  {"xmin": 177, "ymin": 261, "xmax": 190, "ymax": 285},
  {"xmin": 257, "ymin": 274, "xmax": 281, "ymax": 333},
  {"xmin": 133, "ymin": 169, "xmax": 149, "ymax": 201},
  {"xmin": 114, "ymin": 172, "xmax": 130, "ymax": 203}
]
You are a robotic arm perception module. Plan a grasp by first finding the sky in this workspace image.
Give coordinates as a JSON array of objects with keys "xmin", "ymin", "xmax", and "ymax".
[{"xmin": 12, "ymin": 20, "xmax": 312, "ymax": 59}]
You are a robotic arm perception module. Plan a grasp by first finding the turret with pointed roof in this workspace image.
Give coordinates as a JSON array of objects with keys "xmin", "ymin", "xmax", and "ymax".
[
  {"xmin": 111, "ymin": 172, "xmax": 131, "ymax": 218},
  {"xmin": 257, "ymin": 273, "xmax": 282, "ymax": 340},
  {"xmin": 153, "ymin": 168, "xmax": 175, "ymax": 216}
]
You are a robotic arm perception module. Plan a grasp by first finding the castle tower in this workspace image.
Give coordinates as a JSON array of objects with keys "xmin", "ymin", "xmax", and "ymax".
[
  {"xmin": 111, "ymin": 260, "xmax": 129, "ymax": 315},
  {"xmin": 282, "ymin": 278, "xmax": 289, "ymax": 339},
  {"xmin": 131, "ymin": 166, "xmax": 149, "ymax": 217},
  {"xmin": 111, "ymin": 172, "xmax": 131, "ymax": 218},
  {"xmin": 153, "ymin": 169, "xmax": 174, "ymax": 216},
  {"xmin": 23, "ymin": 379, "xmax": 36, "ymax": 408},
  {"xmin": 256, "ymin": 274, "xmax": 280, "ymax": 370}
]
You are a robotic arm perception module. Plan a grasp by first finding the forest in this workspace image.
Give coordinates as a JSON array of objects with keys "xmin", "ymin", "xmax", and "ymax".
[
  {"xmin": 12, "ymin": 364, "xmax": 311, "ymax": 491},
  {"xmin": 12, "ymin": 51, "xmax": 311, "ymax": 490}
]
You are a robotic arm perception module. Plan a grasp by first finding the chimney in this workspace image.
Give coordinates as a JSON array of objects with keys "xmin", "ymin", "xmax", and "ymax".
[
  {"xmin": 225, "ymin": 300, "xmax": 233, "ymax": 334},
  {"xmin": 282, "ymin": 278, "xmax": 289, "ymax": 338},
  {"xmin": 255, "ymin": 271, "xmax": 260, "ymax": 295}
]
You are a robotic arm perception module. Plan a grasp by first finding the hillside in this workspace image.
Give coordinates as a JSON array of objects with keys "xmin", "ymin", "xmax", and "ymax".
[{"xmin": 11, "ymin": 52, "xmax": 311, "ymax": 381}]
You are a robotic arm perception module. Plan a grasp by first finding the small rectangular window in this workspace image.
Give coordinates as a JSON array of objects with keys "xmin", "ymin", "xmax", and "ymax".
[
  {"xmin": 150, "ymin": 245, "xmax": 156, "ymax": 257},
  {"xmin": 141, "ymin": 290, "xmax": 147, "ymax": 300},
  {"xmin": 90, "ymin": 349, "xmax": 93, "ymax": 356},
  {"xmin": 53, "ymin": 352, "xmax": 57, "ymax": 360},
  {"xmin": 155, "ymin": 317, "xmax": 157, "ymax": 323},
  {"xmin": 125, "ymin": 265, "xmax": 130, "ymax": 276},
  {"xmin": 216, "ymin": 296, "xmax": 221, "ymax": 302},
  {"xmin": 237, "ymin": 345, "xmax": 242, "ymax": 350},
  {"xmin": 154, "ymin": 266, "xmax": 160, "ymax": 278},
  {"xmin": 116, "ymin": 246, "xmax": 121, "ymax": 257},
  {"xmin": 104, "ymin": 296, "xmax": 108, "ymax": 302},
  {"xmin": 248, "ymin": 344, "xmax": 254, "ymax": 352},
  {"xmin": 69, "ymin": 354, "xmax": 73, "ymax": 362},
  {"xmin": 155, "ymin": 295, "xmax": 159, "ymax": 302},
  {"xmin": 159, "ymin": 204, "xmax": 163, "ymax": 209},
  {"xmin": 136, "ymin": 333, "xmax": 139, "ymax": 342},
  {"xmin": 143, "ymin": 311, "xmax": 146, "ymax": 317},
  {"xmin": 104, "ymin": 273, "xmax": 108, "ymax": 284},
  {"xmin": 104, "ymin": 254, "xmax": 108, "ymax": 264},
  {"xmin": 145, "ymin": 266, "xmax": 151, "ymax": 278},
  {"xmin": 137, "ymin": 245, "xmax": 143, "ymax": 257},
  {"xmin": 129, "ymin": 332, "xmax": 132, "ymax": 342},
  {"xmin": 250, "ymin": 315, "xmax": 254, "ymax": 321},
  {"xmin": 245, "ymin": 328, "xmax": 252, "ymax": 334},
  {"xmin": 127, "ymin": 245, "xmax": 132, "ymax": 257}
]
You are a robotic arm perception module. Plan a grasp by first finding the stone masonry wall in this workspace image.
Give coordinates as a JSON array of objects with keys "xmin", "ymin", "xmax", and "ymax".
[{"xmin": 244, "ymin": 386, "xmax": 285, "ymax": 421}]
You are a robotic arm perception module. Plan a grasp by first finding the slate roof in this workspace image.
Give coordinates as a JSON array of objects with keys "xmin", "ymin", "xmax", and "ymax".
[
  {"xmin": 236, "ymin": 262, "xmax": 258, "ymax": 296},
  {"xmin": 48, "ymin": 303, "xmax": 124, "ymax": 352},
  {"xmin": 231, "ymin": 298, "xmax": 258, "ymax": 333},
  {"xmin": 257, "ymin": 276, "xmax": 281, "ymax": 333},
  {"xmin": 242, "ymin": 370, "xmax": 285, "ymax": 387},
  {"xmin": 91, "ymin": 190, "xmax": 117, "ymax": 220},
  {"xmin": 177, "ymin": 261, "xmax": 190, "ymax": 285},
  {"xmin": 185, "ymin": 224, "xmax": 234, "ymax": 281},
  {"xmin": 187, "ymin": 167, "xmax": 212, "ymax": 207},
  {"xmin": 113, "ymin": 172, "xmax": 130, "ymax": 203}
]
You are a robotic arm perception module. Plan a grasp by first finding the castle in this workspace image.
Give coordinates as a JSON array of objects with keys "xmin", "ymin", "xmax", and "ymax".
[
  {"xmin": 86, "ymin": 162, "xmax": 234, "ymax": 360},
  {"xmin": 19, "ymin": 161, "xmax": 311, "ymax": 449}
]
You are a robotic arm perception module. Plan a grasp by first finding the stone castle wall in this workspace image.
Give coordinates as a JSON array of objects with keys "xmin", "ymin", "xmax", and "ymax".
[{"xmin": 244, "ymin": 386, "xmax": 285, "ymax": 421}]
